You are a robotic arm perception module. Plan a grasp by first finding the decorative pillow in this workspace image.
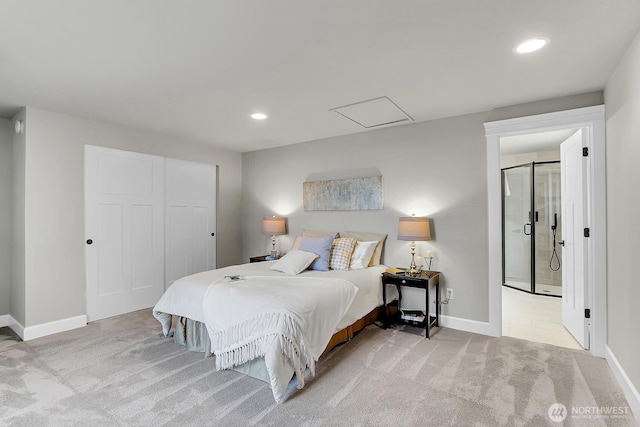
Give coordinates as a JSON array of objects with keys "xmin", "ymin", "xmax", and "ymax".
[
  {"xmin": 291, "ymin": 230, "xmax": 339, "ymax": 251},
  {"xmin": 303, "ymin": 229, "xmax": 339, "ymax": 238},
  {"xmin": 349, "ymin": 240, "xmax": 378, "ymax": 270},
  {"xmin": 342, "ymin": 231, "xmax": 387, "ymax": 266},
  {"xmin": 329, "ymin": 237, "xmax": 357, "ymax": 270},
  {"xmin": 270, "ymin": 250, "xmax": 318, "ymax": 275},
  {"xmin": 291, "ymin": 235, "xmax": 302, "ymax": 250},
  {"xmin": 298, "ymin": 235, "xmax": 335, "ymax": 271}
]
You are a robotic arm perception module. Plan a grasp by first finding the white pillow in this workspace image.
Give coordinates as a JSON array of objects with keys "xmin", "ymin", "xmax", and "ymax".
[
  {"xmin": 270, "ymin": 250, "xmax": 318, "ymax": 275},
  {"xmin": 349, "ymin": 241, "xmax": 378, "ymax": 270},
  {"xmin": 342, "ymin": 231, "xmax": 387, "ymax": 266}
]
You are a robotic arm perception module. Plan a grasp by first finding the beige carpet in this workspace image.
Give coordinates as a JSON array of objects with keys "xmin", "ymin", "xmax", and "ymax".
[{"xmin": 0, "ymin": 309, "xmax": 635, "ymax": 427}]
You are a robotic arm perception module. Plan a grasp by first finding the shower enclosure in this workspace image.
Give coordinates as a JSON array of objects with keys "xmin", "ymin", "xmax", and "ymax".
[{"xmin": 502, "ymin": 161, "xmax": 562, "ymax": 296}]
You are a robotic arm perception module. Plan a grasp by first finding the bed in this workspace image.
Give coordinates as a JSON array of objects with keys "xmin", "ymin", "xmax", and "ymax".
[{"xmin": 153, "ymin": 233, "xmax": 397, "ymax": 402}]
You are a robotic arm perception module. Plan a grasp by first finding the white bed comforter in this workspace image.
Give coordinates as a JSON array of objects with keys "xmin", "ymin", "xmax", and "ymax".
[
  {"xmin": 203, "ymin": 275, "xmax": 357, "ymax": 402},
  {"xmin": 152, "ymin": 262, "xmax": 397, "ymax": 402}
]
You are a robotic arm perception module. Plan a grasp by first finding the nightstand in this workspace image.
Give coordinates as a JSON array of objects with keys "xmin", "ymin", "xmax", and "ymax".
[
  {"xmin": 381, "ymin": 270, "xmax": 440, "ymax": 339},
  {"xmin": 249, "ymin": 255, "xmax": 278, "ymax": 263}
]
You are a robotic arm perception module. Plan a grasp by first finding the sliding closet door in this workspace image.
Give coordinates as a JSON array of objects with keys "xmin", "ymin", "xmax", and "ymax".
[
  {"xmin": 85, "ymin": 146, "xmax": 165, "ymax": 321},
  {"xmin": 165, "ymin": 158, "xmax": 217, "ymax": 289}
]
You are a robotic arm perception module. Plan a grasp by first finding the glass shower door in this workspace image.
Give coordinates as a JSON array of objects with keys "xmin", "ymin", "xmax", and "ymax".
[
  {"xmin": 533, "ymin": 163, "xmax": 562, "ymax": 296},
  {"xmin": 502, "ymin": 165, "xmax": 532, "ymax": 292}
]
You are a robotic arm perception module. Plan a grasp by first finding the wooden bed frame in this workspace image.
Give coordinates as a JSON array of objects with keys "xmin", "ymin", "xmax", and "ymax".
[{"xmin": 322, "ymin": 305, "xmax": 389, "ymax": 354}]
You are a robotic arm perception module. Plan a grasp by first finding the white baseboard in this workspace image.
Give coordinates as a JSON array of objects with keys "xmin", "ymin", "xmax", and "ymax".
[
  {"xmin": 439, "ymin": 314, "xmax": 493, "ymax": 336},
  {"xmin": 20, "ymin": 315, "xmax": 87, "ymax": 341},
  {"xmin": 7, "ymin": 315, "xmax": 24, "ymax": 339},
  {"xmin": 0, "ymin": 314, "xmax": 9, "ymax": 328},
  {"xmin": 606, "ymin": 346, "xmax": 640, "ymax": 421}
]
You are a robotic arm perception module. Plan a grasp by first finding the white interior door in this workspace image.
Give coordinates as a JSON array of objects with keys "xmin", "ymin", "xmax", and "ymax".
[
  {"xmin": 85, "ymin": 146, "xmax": 165, "ymax": 321},
  {"xmin": 165, "ymin": 158, "xmax": 216, "ymax": 289},
  {"xmin": 560, "ymin": 129, "xmax": 589, "ymax": 349}
]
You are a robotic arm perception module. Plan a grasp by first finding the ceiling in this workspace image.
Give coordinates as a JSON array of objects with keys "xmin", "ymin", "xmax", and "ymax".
[{"xmin": 1, "ymin": 1, "xmax": 639, "ymax": 153}]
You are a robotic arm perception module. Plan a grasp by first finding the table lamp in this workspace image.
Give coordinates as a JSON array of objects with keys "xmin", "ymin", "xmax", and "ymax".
[
  {"xmin": 397, "ymin": 216, "xmax": 431, "ymax": 276},
  {"xmin": 262, "ymin": 216, "xmax": 287, "ymax": 259}
]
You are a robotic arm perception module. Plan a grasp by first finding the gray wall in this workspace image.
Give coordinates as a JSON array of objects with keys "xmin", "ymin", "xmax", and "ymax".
[
  {"xmin": 604, "ymin": 27, "xmax": 640, "ymax": 403},
  {"xmin": 488, "ymin": 91, "xmax": 604, "ymax": 122},
  {"xmin": 12, "ymin": 109, "xmax": 26, "ymax": 326},
  {"xmin": 18, "ymin": 107, "xmax": 242, "ymax": 327},
  {"xmin": 0, "ymin": 119, "xmax": 11, "ymax": 316},
  {"xmin": 243, "ymin": 112, "xmax": 491, "ymax": 321}
]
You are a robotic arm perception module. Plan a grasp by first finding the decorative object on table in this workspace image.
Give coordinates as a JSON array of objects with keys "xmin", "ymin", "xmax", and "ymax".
[
  {"xmin": 397, "ymin": 216, "xmax": 431, "ymax": 277},
  {"xmin": 303, "ymin": 175, "xmax": 383, "ymax": 211},
  {"xmin": 424, "ymin": 250, "xmax": 433, "ymax": 271},
  {"xmin": 262, "ymin": 216, "xmax": 287, "ymax": 260},
  {"xmin": 414, "ymin": 255, "xmax": 424, "ymax": 271}
]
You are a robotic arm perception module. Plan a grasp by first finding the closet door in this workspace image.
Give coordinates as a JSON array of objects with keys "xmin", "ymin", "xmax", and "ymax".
[
  {"xmin": 85, "ymin": 146, "xmax": 165, "ymax": 321},
  {"xmin": 165, "ymin": 158, "xmax": 217, "ymax": 289}
]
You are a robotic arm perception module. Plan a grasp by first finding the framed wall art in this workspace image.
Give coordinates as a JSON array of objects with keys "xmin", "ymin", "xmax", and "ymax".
[{"xmin": 303, "ymin": 176, "xmax": 383, "ymax": 211}]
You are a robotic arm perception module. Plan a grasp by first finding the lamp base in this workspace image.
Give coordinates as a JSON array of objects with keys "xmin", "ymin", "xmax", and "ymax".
[
  {"xmin": 406, "ymin": 267, "xmax": 421, "ymax": 277},
  {"xmin": 407, "ymin": 247, "xmax": 420, "ymax": 277}
]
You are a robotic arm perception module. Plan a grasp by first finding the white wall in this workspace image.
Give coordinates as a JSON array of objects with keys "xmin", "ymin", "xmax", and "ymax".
[
  {"xmin": 604, "ymin": 27, "xmax": 640, "ymax": 409},
  {"xmin": 500, "ymin": 150, "xmax": 560, "ymax": 169},
  {"xmin": 0, "ymin": 118, "xmax": 12, "ymax": 316},
  {"xmin": 18, "ymin": 107, "xmax": 242, "ymax": 327},
  {"xmin": 243, "ymin": 112, "xmax": 491, "ymax": 322}
]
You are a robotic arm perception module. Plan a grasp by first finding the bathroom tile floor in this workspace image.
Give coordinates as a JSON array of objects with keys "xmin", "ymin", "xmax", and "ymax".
[{"xmin": 502, "ymin": 286, "xmax": 583, "ymax": 350}]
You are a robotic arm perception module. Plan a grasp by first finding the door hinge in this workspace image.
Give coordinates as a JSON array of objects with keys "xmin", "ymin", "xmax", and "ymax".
[
  {"xmin": 583, "ymin": 147, "xmax": 589, "ymax": 157},
  {"xmin": 584, "ymin": 228, "xmax": 590, "ymax": 237},
  {"xmin": 585, "ymin": 308, "xmax": 591, "ymax": 319}
]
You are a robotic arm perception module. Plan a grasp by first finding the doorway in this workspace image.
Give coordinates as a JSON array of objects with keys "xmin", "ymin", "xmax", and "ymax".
[
  {"xmin": 502, "ymin": 161, "xmax": 562, "ymax": 297},
  {"xmin": 484, "ymin": 105, "xmax": 607, "ymax": 357}
]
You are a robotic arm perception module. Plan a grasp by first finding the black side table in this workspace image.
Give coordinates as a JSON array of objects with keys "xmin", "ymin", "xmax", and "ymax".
[
  {"xmin": 382, "ymin": 270, "xmax": 441, "ymax": 339},
  {"xmin": 250, "ymin": 255, "xmax": 281, "ymax": 263}
]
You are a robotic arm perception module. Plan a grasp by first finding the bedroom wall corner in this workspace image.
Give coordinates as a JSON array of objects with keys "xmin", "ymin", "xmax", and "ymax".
[
  {"xmin": 10, "ymin": 109, "xmax": 26, "ymax": 328},
  {"xmin": 0, "ymin": 118, "xmax": 13, "ymax": 317},
  {"xmin": 604, "ymin": 24, "xmax": 640, "ymax": 418}
]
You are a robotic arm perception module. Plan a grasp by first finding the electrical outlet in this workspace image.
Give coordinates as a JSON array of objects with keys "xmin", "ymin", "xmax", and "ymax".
[{"xmin": 447, "ymin": 288, "xmax": 454, "ymax": 300}]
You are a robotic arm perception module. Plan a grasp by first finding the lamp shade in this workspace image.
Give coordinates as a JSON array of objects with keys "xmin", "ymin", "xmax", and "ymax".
[
  {"xmin": 262, "ymin": 216, "xmax": 286, "ymax": 235},
  {"xmin": 397, "ymin": 216, "xmax": 431, "ymax": 241}
]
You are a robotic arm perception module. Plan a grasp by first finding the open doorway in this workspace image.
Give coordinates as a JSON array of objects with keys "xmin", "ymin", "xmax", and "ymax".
[
  {"xmin": 498, "ymin": 132, "xmax": 581, "ymax": 349},
  {"xmin": 484, "ymin": 105, "xmax": 607, "ymax": 357}
]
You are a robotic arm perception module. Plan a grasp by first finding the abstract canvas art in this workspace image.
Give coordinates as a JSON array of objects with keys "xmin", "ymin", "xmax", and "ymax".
[{"xmin": 303, "ymin": 176, "xmax": 383, "ymax": 211}]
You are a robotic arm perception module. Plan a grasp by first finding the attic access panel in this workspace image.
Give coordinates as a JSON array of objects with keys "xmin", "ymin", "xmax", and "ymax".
[{"xmin": 329, "ymin": 96, "xmax": 413, "ymax": 128}]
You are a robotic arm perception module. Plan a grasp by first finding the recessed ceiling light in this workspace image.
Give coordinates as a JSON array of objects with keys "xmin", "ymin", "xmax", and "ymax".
[
  {"xmin": 251, "ymin": 113, "xmax": 267, "ymax": 120},
  {"xmin": 514, "ymin": 38, "xmax": 549, "ymax": 54}
]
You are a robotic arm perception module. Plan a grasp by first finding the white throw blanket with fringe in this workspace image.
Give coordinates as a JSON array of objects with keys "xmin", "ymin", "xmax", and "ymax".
[{"xmin": 202, "ymin": 275, "xmax": 358, "ymax": 402}]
